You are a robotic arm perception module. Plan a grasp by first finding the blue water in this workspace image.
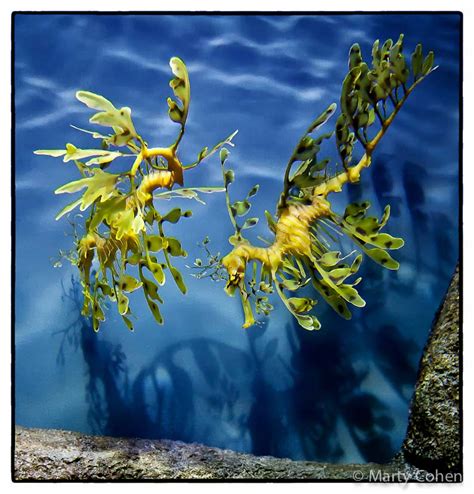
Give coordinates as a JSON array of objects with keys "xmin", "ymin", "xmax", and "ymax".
[{"xmin": 14, "ymin": 13, "xmax": 460, "ymax": 463}]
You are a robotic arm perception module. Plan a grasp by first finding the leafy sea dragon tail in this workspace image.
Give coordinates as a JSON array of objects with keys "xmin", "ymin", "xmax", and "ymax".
[
  {"xmin": 36, "ymin": 57, "xmax": 236, "ymax": 331},
  {"xmin": 218, "ymin": 35, "xmax": 437, "ymax": 330}
]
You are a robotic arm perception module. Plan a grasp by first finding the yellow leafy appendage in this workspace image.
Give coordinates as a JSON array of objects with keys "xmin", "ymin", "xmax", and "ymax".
[{"xmin": 36, "ymin": 57, "xmax": 236, "ymax": 331}]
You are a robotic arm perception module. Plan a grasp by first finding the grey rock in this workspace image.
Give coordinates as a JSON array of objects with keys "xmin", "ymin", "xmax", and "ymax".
[
  {"xmin": 402, "ymin": 265, "xmax": 461, "ymax": 473},
  {"xmin": 14, "ymin": 425, "xmax": 420, "ymax": 480}
]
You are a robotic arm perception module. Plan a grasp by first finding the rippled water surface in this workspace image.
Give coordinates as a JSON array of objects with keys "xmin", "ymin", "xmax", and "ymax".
[{"xmin": 14, "ymin": 13, "xmax": 460, "ymax": 463}]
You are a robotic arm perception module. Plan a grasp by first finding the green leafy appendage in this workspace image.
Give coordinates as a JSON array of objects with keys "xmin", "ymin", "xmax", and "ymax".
[{"xmin": 209, "ymin": 35, "xmax": 437, "ymax": 331}]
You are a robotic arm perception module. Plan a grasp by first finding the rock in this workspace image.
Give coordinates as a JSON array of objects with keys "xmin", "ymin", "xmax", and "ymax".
[
  {"xmin": 402, "ymin": 265, "xmax": 461, "ymax": 473},
  {"xmin": 14, "ymin": 425, "xmax": 416, "ymax": 481}
]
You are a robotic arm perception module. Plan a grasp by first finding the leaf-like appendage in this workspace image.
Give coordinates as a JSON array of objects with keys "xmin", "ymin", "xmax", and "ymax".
[
  {"xmin": 55, "ymin": 198, "xmax": 83, "ymax": 221},
  {"xmin": 162, "ymin": 208, "xmax": 183, "ymax": 224},
  {"xmin": 242, "ymin": 217, "xmax": 259, "ymax": 229},
  {"xmin": 232, "ymin": 200, "xmax": 251, "ymax": 217},
  {"xmin": 411, "ymin": 44, "xmax": 423, "ymax": 80},
  {"xmin": 311, "ymin": 276, "xmax": 352, "ymax": 320},
  {"xmin": 170, "ymin": 266, "xmax": 187, "ymax": 294},
  {"xmin": 55, "ymin": 168, "xmax": 120, "ymax": 211},
  {"xmin": 36, "ymin": 145, "xmax": 124, "ymax": 165},
  {"xmin": 76, "ymin": 91, "xmax": 116, "ymax": 112},
  {"xmin": 296, "ymin": 314, "xmax": 321, "ymax": 331},
  {"xmin": 148, "ymin": 260, "xmax": 166, "ymax": 285},
  {"xmin": 282, "ymin": 102, "xmax": 336, "ymax": 206},
  {"xmin": 154, "ymin": 186, "xmax": 225, "ymax": 204},
  {"xmin": 338, "ymin": 34, "xmax": 436, "ymax": 155},
  {"xmin": 265, "ymin": 210, "xmax": 277, "ymax": 234},
  {"xmin": 288, "ymin": 297, "xmax": 316, "ymax": 314},
  {"xmin": 145, "ymin": 297, "xmax": 164, "ymax": 324},
  {"xmin": 336, "ymin": 202, "xmax": 403, "ymax": 271},
  {"xmin": 312, "ymin": 253, "xmax": 366, "ymax": 309},
  {"xmin": 34, "ymin": 149, "xmax": 67, "ymax": 158},
  {"xmin": 224, "ymin": 169, "xmax": 235, "ymax": 187},
  {"xmin": 89, "ymin": 196, "xmax": 127, "ymax": 230},
  {"xmin": 166, "ymin": 237, "xmax": 186, "ymax": 257},
  {"xmin": 307, "ymin": 103, "xmax": 337, "ymax": 133},
  {"xmin": 167, "ymin": 57, "xmax": 190, "ymax": 127},
  {"xmin": 76, "ymin": 90, "xmax": 138, "ymax": 146},
  {"xmin": 119, "ymin": 274, "xmax": 143, "ymax": 293}
]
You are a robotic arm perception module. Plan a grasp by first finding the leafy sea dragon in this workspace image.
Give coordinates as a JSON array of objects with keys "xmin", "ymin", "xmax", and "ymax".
[
  {"xmin": 36, "ymin": 57, "xmax": 237, "ymax": 331},
  {"xmin": 201, "ymin": 36, "xmax": 437, "ymax": 330}
]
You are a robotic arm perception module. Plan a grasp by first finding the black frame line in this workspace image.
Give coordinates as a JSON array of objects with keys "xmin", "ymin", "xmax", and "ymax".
[{"xmin": 10, "ymin": 10, "xmax": 463, "ymax": 483}]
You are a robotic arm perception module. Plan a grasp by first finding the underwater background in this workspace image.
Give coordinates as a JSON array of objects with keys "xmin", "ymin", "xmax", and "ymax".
[{"xmin": 14, "ymin": 13, "xmax": 460, "ymax": 463}]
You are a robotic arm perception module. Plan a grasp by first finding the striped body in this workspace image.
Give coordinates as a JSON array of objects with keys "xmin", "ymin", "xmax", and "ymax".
[
  {"xmin": 222, "ymin": 197, "xmax": 330, "ymax": 281},
  {"xmin": 77, "ymin": 169, "xmax": 175, "ymax": 306},
  {"xmin": 135, "ymin": 170, "xmax": 175, "ymax": 204}
]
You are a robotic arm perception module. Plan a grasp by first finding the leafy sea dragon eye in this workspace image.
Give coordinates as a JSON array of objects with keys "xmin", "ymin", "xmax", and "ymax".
[
  {"xmin": 36, "ymin": 57, "xmax": 237, "ymax": 331},
  {"xmin": 208, "ymin": 35, "xmax": 437, "ymax": 330}
]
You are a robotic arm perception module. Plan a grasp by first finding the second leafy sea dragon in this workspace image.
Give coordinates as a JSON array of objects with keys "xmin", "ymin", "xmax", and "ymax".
[{"xmin": 197, "ymin": 36, "xmax": 437, "ymax": 330}]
